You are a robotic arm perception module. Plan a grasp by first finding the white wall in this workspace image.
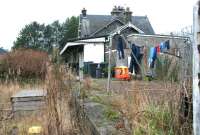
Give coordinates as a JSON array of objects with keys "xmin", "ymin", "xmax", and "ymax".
[{"xmin": 84, "ymin": 43, "xmax": 104, "ymax": 63}]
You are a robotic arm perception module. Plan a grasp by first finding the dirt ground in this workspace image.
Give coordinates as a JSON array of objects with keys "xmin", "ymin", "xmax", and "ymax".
[{"xmin": 91, "ymin": 79, "xmax": 179, "ymax": 97}]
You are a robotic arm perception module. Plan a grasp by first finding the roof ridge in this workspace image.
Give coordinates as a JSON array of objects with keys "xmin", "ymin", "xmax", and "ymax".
[{"xmin": 85, "ymin": 14, "xmax": 147, "ymax": 17}]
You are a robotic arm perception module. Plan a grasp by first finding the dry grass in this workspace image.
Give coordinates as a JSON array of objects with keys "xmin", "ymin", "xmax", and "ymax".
[
  {"xmin": 124, "ymin": 81, "xmax": 179, "ymax": 135},
  {"xmin": 0, "ymin": 65, "xmax": 78, "ymax": 135},
  {"xmin": 1, "ymin": 111, "xmax": 46, "ymax": 135},
  {"xmin": 85, "ymin": 79, "xmax": 192, "ymax": 135},
  {"xmin": 0, "ymin": 49, "xmax": 49, "ymax": 80},
  {"xmin": 43, "ymin": 64, "xmax": 79, "ymax": 135},
  {"xmin": 113, "ymin": 80, "xmax": 192, "ymax": 135},
  {"xmin": 0, "ymin": 66, "xmax": 191, "ymax": 135},
  {"xmin": 0, "ymin": 82, "xmax": 45, "ymax": 135},
  {"xmin": 0, "ymin": 82, "xmax": 44, "ymax": 104}
]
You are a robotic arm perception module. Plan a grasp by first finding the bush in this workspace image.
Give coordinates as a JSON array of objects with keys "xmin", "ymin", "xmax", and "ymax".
[{"xmin": 0, "ymin": 49, "xmax": 49, "ymax": 81}]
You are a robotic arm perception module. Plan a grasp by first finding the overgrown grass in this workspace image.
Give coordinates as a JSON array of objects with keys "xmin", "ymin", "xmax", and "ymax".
[
  {"xmin": 0, "ymin": 82, "xmax": 45, "ymax": 135},
  {"xmin": 0, "ymin": 49, "xmax": 49, "ymax": 81},
  {"xmin": 155, "ymin": 56, "xmax": 180, "ymax": 82},
  {"xmin": 84, "ymin": 79, "xmax": 192, "ymax": 135},
  {"xmin": 103, "ymin": 106, "xmax": 120, "ymax": 121},
  {"xmin": 133, "ymin": 105, "xmax": 175, "ymax": 135},
  {"xmin": 0, "ymin": 64, "xmax": 78, "ymax": 135}
]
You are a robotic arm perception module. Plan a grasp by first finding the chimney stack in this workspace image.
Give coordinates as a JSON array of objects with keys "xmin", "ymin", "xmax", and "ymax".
[
  {"xmin": 82, "ymin": 8, "xmax": 87, "ymax": 17},
  {"xmin": 111, "ymin": 6, "xmax": 124, "ymax": 18},
  {"xmin": 124, "ymin": 7, "xmax": 132, "ymax": 23}
]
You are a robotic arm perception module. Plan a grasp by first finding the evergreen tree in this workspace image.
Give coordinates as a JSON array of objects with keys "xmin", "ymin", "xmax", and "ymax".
[{"xmin": 13, "ymin": 16, "xmax": 79, "ymax": 53}]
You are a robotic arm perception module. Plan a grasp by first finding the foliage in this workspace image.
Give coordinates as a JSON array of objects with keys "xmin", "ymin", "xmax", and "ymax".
[
  {"xmin": 133, "ymin": 105, "xmax": 175, "ymax": 135},
  {"xmin": 103, "ymin": 106, "xmax": 120, "ymax": 121},
  {"xmin": 13, "ymin": 16, "xmax": 79, "ymax": 53},
  {"xmin": 59, "ymin": 16, "xmax": 79, "ymax": 49},
  {"xmin": 90, "ymin": 95, "xmax": 103, "ymax": 103},
  {"xmin": 0, "ymin": 49, "xmax": 49, "ymax": 81},
  {"xmin": 13, "ymin": 22, "xmax": 46, "ymax": 50},
  {"xmin": 155, "ymin": 56, "xmax": 180, "ymax": 82}
]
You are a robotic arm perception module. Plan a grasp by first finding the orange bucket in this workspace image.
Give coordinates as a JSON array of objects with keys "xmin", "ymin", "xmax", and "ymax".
[{"xmin": 115, "ymin": 66, "xmax": 130, "ymax": 80}]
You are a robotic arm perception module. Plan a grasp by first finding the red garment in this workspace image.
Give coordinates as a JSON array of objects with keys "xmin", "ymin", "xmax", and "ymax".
[{"xmin": 156, "ymin": 45, "xmax": 160, "ymax": 53}]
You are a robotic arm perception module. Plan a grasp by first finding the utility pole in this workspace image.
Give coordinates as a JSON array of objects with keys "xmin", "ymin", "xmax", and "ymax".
[{"xmin": 193, "ymin": 2, "xmax": 200, "ymax": 135}]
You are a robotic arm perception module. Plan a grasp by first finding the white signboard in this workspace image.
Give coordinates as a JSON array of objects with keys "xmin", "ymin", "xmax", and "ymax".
[{"xmin": 84, "ymin": 43, "xmax": 104, "ymax": 63}]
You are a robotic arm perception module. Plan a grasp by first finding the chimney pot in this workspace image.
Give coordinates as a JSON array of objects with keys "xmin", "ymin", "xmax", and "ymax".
[
  {"xmin": 124, "ymin": 7, "xmax": 132, "ymax": 23},
  {"xmin": 126, "ymin": 7, "xmax": 130, "ymax": 11},
  {"xmin": 82, "ymin": 8, "xmax": 87, "ymax": 17}
]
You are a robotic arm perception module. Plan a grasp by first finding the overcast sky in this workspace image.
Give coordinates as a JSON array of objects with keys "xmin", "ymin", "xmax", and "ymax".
[{"xmin": 0, "ymin": 0, "xmax": 197, "ymax": 50}]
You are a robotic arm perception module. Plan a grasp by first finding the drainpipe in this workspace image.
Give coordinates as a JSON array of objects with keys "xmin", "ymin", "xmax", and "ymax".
[{"xmin": 193, "ymin": 2, "xmax": 200, "ymax": 135}]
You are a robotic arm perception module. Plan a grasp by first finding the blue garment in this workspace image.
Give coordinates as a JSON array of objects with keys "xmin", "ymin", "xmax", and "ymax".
[
  {"xmin": 160, "ymin": 40, "xmax": 170, "ymax": 52},
  {"xmin": 160, "ymin": 42, "xmax": 165, "ymax": 52},
  {"xmin": 117, "ymin": 36, "xmax": 125, "ymax": 59},
  {"xmin": 149, "ymin": 47, "xmax": 157, "ymax": 60},
  {"xmin": 150, "ymin": 59, "xmax": 156, "ymax": 68},
  {"xmin": 165, "ymin": 40, "xmax": 170, "ymax": 49},
  {"xmin": 149, "ymin": 47, "xmax": 157, "ymax": 68},
  {"xmin": 129, "ymin": 44, "xmax": 143, "ymax": 74}
]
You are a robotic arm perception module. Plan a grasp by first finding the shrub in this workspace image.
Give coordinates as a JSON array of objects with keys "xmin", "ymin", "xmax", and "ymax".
[{"xmin": 0, "ymin": 49, "xmax": 49, "ymax": 81}]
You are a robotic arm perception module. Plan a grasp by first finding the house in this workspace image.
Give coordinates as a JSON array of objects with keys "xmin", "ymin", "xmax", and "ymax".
[
  {"xmin": 60, "ymin": 6, "xmax": 156, "ymax": 78},
  {"xmin": 0, "ymin": 47, "xmax": 7, "ymax": 55},
  {"xmin": 78, "ymin": 6, "xmax": 155, "ymax": 38},
  {"xmin": 61, "ymin": 6, "xmax": 190, "ymax": 80}
]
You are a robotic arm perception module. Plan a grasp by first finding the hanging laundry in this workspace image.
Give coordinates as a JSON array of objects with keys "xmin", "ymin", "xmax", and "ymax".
[
  {"xmin": 150, "ymin": 59, "xmax": 156, "ymax": 68},
  {"xmin": 160, "ymin": 40, "xmax": 170, "ymax": 52},
  {"xmin": 149, "ymin": 47, "xmax": 157, "ymax": 60},
  {"xmin": 129, "ymin": 44, "xmax": 137, "ymax": 73},
  {"xmin": 148, "ymin": 47, "xmax": 157, "ymax": 68},
  {"xmin": 148, "ymin": 58, "xmax": 155, "ymax": 68},
  {"xmin": 160, "ymin": 42, "xmax": 165, "ymax": 53},
  {"xmin": 117, "ymin": 36, "xmax": 125, "ymax": 59},
  {"xmin": 129, "ymin": 44, "xmax": 143, "ymax": 74},
  {"xmin": 164, "ymin": 40, "xmax": 170, "ymax": 49},
  {"xmin": 148, "ymin": 58, "xmax": 152, "ymax": 68},
  {"xmin": 155, "ymin": 45, "xmax": 160, "ymax": 53}
]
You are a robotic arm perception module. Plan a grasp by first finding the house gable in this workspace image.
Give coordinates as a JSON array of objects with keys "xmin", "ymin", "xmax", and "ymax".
[
  {"xmin": 79, "ymin": 14, "xmax": 155, "ymax": 38},
  {"xmin": 90, "ymin": 19, "xmax": 124, "ymax": 37}
]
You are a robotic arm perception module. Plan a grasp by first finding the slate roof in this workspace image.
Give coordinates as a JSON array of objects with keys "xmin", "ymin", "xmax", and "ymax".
[
  {"xmin": 132, "ymin": 16, "xmax": 155, "ymax": 35},
  {"xmin": 80, "ymin": 14, "xmax": 155, "ymax": 36},
  {"xmin": 0, "ymin": 48, "xmax": 7, "ymax": 54}
]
